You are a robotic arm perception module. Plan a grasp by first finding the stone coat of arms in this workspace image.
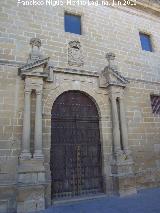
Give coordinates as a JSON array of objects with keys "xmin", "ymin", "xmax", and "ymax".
[{"xmin": 68, "ymin": 41, "xmax": 84, "ymax": 67}]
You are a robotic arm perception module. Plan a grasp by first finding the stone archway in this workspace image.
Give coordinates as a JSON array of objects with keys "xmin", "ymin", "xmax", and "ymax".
[{"xmin": 50, "ymin": 91, "xmax": 103, "ymax": 200}]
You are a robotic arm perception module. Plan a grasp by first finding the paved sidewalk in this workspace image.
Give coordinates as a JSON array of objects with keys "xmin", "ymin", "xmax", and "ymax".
[{"xmin": 40, "ymin": 188, "xmax": 160, "ymax": 213}]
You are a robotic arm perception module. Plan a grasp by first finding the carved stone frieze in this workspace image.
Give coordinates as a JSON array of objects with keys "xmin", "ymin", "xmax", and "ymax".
[{"xmin": 68, "ymin": 41, "xmax": 84, "ymax": 67}]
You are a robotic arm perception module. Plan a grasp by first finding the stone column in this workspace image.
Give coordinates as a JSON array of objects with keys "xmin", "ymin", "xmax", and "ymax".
[
  {"xmin": 34, "ymin": 90, "xmax": 43, "ymax": 158},
  {"xmin": 21, "ymin": 89, "xmax": 31, "ymax": 158},
  {"xmin": 119, "ymin": 96, "xmax": 129, "ymax": 151},
  {"xmin": 110, "ymin": 95, "xmax": 121, "ymax": 152}
]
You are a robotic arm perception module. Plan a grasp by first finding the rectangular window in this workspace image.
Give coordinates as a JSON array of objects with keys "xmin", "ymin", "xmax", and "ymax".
[
  {"xmin": 64, "ymin": 13, "xmax": 81, "ymax": 35},
  {"xmin": 139, "ymin": 32, "xmax": 152, "ymax": 52},
  {"xmin": 150, "ymin": 95, "xmax": 160, "ymax": 114}
]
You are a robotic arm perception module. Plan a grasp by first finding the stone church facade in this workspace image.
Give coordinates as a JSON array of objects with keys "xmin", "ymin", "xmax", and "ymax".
[{"xmin": 0, "ymin": 0, "xmax": 160, "ymax": 212}]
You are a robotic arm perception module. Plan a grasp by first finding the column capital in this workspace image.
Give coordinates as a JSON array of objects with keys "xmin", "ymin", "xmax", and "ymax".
[
  {"xmin": 119, "ymin": 95, "xmax": 125, "ymax": 100},
  {"xmin": 35, "ymin": 89, "xmax": 42, "ymax": 95},
  {"xmin": 109, "ymin": 93, "xmax": 117, "ymax": 100},
  {"xmin": 24, "ymin": 89, "xmax": 32, "ymax": 94},
  {"xmin": 108, "ymin": 85, "xmax": 125, "ymax": 97},
  {"xmin": 109, "ymin": 92, "xmax": 126, "ymax": 101},
  {"xmin": 35, "ymin": 89, "xmax": 43, "ymax": 96}
]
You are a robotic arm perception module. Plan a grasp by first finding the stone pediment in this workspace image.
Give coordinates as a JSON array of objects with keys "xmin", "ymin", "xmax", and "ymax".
[
  {"xmin": 18, "ymin": 57, "xmax": 50, "ymax": 79},
  {"xmin": 102, "ymin": 66, "xmax": 129, "ymax": 88},
  {"xmin": 18, "ymin": 38, "xmax": 51, "ymax": 80},
  {"xmin": 99, "ymin": 52, "xmax": 129, "ymax": 88}
]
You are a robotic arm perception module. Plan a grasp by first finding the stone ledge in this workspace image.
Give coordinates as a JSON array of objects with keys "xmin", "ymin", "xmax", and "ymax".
[
  {"xmin": 110, "ymin": 172, "xmax": 135, "ymax": 177},
  {"xmin": 17, "ymin": 182, "xmax": 48, "ymax": 188},
  {"xmin": 52, "ymin": 66, "xmax": 99, "ymax": 77},
  {"xmin": 0, "ymin": 183, "xmax": 17, "ymax": 188},
  {"xmin": 0, "ymin": 60, "xmax": 160, "ymax": 85},
  {"xmin": 106, "ymin": 0, "xmax": 160, "ymax": 16},
  {"xmin": 18, "ymin": 158, "xmax": 45, "ymax": 172},
  {"xmin": 0, "ymin": 59, "xmax": 24, "ymax": 67}
]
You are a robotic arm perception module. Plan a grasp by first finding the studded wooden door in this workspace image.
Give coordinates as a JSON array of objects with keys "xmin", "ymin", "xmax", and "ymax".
[{"xmin": 51, "ymin": 91, "xmax": 103, "ymax": 199}]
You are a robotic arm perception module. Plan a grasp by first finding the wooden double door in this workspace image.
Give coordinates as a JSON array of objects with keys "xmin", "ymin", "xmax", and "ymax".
[{"xmin": 51, "ymin": 91, "xmax": 103, "ymax": 199}]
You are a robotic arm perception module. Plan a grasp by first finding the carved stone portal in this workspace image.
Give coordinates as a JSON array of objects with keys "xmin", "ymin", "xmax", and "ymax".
[
  {"xmin": 68, "ymin": 41, "xmax": 84, "ymax": 67},
  {"xmin": 17, "ymin": 38, "xmax": 48, "ymax": 213},
  {"xmin": 100, "ymin": 53, "xmax": 137, "ymax": 196}
]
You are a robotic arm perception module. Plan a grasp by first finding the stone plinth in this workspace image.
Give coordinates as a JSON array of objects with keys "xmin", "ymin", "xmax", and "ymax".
[
  {"xmin": 17, "ymin": 159, "xmax": 46, "ymax": 213},
  {"xmin": 110, "ymin": 151, "xmax": 137, "ymax": 196},
  {"xmin": 17, "ymin": 185, "xmax": 45, "ymax": 213}
]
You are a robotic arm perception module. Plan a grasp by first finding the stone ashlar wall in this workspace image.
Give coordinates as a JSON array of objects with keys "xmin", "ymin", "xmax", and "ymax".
[{"xmin": 0, "ymin": 0, "xmax": 160, "ymax": 212}]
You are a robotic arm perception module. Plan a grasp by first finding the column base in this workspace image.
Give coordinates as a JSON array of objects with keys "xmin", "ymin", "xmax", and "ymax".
[
  {"xmin": 110, "ymin": 150, "xmax": 137, "ymax": 196},
  {"xmin": 113, "ymin": 149, "xmax": 133, "ymax": 163},
  {"xmin": 111, "ymin": 174, "xmax": 137, "ymax": 197},
  {"xmin": 33, "ymin": 151, "xmax": 44, "ymax": 159},
  {"xmin": 17, "ymin": 158, "xmax": 46, "ymax": 213},
  {"xmin": 17, "ymin": 185, "xmax": 45, "ymax": 213},
  {"xmin": 0, "ymin": 185, "xmax": 17, "ymax": 213},
  {"xmin": 20, "ymin": 151, "xmax": 31, "ymax": 160}
]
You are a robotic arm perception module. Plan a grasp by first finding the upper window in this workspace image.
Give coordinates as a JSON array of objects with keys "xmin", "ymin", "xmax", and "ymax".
[
  {"xmin": 64, "ymin": 13, "xmax": 81, "ymax": 35},
  {"xmin": 139, "ymin": 32, "xmax": 153, "ymax": 52},
  {"xmin": 150, "ymin": 95, "xmax": 160, "ymax": 115}
]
